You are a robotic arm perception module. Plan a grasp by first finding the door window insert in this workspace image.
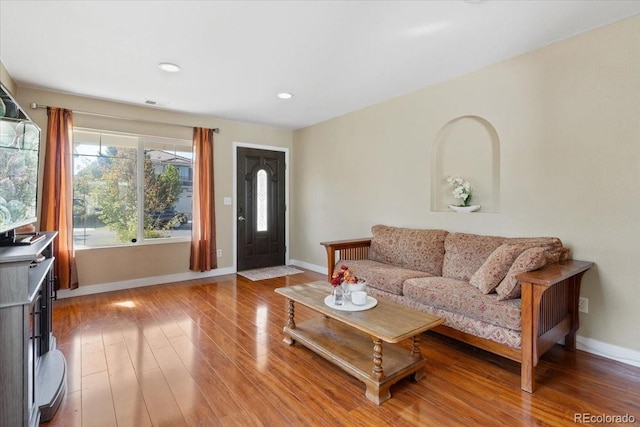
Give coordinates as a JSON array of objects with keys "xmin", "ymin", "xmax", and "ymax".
[{"xmin": 256, "ymin": 169, "xmax": 268, "ymax": 232}]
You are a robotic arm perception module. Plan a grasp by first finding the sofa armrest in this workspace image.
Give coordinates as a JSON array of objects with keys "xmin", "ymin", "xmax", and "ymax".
[
  {"xmin": 320, "ymin": 238, "xmax": 372, "ymax": 282},
  {"xmin": 517, "ymin": 259, "xmax": 593, "ymax": 392},
  {"xmin": 516, "ymin": 259, "xmax": 593, "ymax": 288}
]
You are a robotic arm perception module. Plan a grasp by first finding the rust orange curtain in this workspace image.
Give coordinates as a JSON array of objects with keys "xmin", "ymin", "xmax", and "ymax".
[
  {"xmin": 40, "ymin": 107, "xmax": 78, "ymax": 289},
  {"xmin": 190, "ymin": 127, "xmax": 217, "ymax": 271}
]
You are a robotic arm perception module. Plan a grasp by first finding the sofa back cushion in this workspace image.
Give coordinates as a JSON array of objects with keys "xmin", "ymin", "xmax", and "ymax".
[
  {"xmin": 442, "ymin": 233, "xmax": 506, "ymax": 281},
  {"xmin": 506, "ymin": 236, "xmax": 564, "ymax": 263},
  {"xmin": 369, "ymin": 225, "xmax": 448, "ymax": 276}
]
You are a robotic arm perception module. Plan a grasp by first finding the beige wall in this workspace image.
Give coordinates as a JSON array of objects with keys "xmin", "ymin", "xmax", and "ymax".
[
  {"xmin": 14, "ymin": 87, "xmax": 293, "ymax": 286},
  {"xmin": 292, "ymin": 15, "xmax": 640, "ymax": 353}
]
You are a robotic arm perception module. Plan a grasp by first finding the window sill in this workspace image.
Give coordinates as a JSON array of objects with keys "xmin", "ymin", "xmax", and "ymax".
[{"xmin": 75, "ymin": 237, "xmax": 190, "ymax": 251}]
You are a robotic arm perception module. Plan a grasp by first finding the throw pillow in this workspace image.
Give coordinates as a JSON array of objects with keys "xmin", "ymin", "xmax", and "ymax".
[
  {"xmin": 469, "ymin": 244, "xmax": 526, "ymax": 294},
  {"xmin": 495, "ymin": 247, "xmax": 547, "ymax": 301}
]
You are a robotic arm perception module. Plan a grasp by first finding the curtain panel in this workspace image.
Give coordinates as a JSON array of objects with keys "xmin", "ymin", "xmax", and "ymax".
[
  {"xmin": 190, "ymin": 127, "xmax": 217, "ymax": 271},
  {"xmin": 41, "ymin": 107, "xmax": 78, "ymax": 289}
]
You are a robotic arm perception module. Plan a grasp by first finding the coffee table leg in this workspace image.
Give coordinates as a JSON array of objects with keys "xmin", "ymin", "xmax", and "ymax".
[
  {"xmin": 283, "ymin": 299, "xmax": 296, "ymax": 345},
  {"xmin": 410, "ymin": 335, "xmax": 425, "ymax": 381},
  {"xmin": 410, "ymin": 335, "xmax": 421, "ymax": 358},
  {"xmin": 365, "ymin": 382, "xmax": 391, "ymax": 405},
  {"xmin": 372, "ymin": 338, "xmax": 384, "ymax": 379},
  {"xmin": 366, "ymin": 338, "xmax": 391, "ymax": 404}
]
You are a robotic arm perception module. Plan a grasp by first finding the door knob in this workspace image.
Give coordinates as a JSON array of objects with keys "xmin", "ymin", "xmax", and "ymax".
[{"xmin": 238, "ymin": 216, "xmax": 246, "ymax": 221}]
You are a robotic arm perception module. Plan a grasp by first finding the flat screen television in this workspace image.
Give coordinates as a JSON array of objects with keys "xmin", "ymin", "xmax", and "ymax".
[{"xmin": 0, "ymin": 86, "xmax": 41, "ymax": 243}]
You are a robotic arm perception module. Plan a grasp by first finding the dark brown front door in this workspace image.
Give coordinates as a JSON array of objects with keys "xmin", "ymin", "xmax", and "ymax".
[{"xmin": 236, "ymin": 147, "xmax": 286, "ymax": 271}]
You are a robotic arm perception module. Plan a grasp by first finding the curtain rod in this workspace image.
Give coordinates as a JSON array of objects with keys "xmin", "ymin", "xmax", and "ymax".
[{"xmin": 29, "ymin": 102, "xmax": 220, "ymax": 134}]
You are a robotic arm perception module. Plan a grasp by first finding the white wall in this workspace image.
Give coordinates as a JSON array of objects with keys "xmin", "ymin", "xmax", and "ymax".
[{"xmin": 291, "ymin": 15, "xmax": 640, "ymax": 355}]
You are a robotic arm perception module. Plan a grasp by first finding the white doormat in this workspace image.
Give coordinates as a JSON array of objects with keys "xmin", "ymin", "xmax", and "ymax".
[{"xmin": 237, "ymin": 265, "xmax": 304, "ymax": 281}]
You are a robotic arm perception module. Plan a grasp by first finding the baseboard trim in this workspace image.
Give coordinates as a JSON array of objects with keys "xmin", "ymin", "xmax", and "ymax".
[
  {"xmin": 57, "ymin": 259, "xmax": 640, "ymax": 369},
  {"xmin": 56, "ymin": 266, "xmax": 236, "ymax": 299},
  {"xmin": 576, "ymin": 335, "xmax": 640, "ymax": 368},
  {"xmin": 289, "ymin": 259, "xmax": 326, "ymax": 275}
]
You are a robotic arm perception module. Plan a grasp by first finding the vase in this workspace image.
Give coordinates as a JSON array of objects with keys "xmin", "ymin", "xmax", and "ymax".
[
  {"xmin": 449, "ymin": 204, "xmax": 480, "ymax": 213},
  {"xmin": 332, "ymin": 286, "xmax": 344, "ymax": 306}
]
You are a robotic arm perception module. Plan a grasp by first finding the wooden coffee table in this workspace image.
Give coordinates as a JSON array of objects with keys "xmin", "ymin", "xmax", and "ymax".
[{"xmin": 274, "ymin": 281, "xmax": 443, "ymax": 404}]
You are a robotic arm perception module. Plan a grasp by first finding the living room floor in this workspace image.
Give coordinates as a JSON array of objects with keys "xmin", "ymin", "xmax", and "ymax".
[{"xmin": 44, "ymin": 270, "xmax": 640, "ymax": 426}]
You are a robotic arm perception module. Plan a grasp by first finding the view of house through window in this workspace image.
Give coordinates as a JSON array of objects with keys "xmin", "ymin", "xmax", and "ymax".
[{"xmin": 73, "ymin": 129, "xmax": 192, "ymax": 248}]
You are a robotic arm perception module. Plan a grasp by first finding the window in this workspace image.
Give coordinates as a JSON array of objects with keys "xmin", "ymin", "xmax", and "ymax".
[{"xmin": 73, "ymin": 129, "xmax": 192, "ymax": 248}]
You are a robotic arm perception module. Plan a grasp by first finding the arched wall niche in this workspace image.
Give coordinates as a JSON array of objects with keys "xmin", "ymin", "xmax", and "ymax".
[{"xmin": 431, "ymin": 115, "xmax": 500, "ymax": 212}]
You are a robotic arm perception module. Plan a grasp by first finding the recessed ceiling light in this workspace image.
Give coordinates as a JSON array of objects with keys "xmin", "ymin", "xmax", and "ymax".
[
  {"xmin": 277, "ymin": 92, "xmax": 293, "ymax": 99},
  {"xmin": 158, "ymin": 62, "xmax": 181, "ymax": 73}
]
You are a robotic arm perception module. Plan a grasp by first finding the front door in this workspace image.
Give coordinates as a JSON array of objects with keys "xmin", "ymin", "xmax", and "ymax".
[{"xmin": 236, "ymin": 147, "xmax": 286, "ymax": 271}]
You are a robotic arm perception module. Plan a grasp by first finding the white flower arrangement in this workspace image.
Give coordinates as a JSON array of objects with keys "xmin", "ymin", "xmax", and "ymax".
[{"xmin": 447, "ymin": 176, "xmax": 473, "ymax": 207}]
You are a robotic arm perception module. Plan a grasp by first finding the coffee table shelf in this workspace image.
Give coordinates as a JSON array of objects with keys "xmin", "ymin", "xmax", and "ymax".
[
  {"xmin": 275, "ymin": 281, "xmax": 443, "ymax": 404},
  {"xmin": 284, "ymin": 318, "xmax": 428, "ymax": 404}
]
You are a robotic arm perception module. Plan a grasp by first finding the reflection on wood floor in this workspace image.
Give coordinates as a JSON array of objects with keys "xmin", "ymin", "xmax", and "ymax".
[{"xmin": 44, "ymin": 269, "xmax": 640, "ymax": 426}]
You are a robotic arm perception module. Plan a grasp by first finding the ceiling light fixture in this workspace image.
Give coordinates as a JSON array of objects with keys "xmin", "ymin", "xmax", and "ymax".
[
  {"xmin": 277, "ymin": 92, "xmax": 293, "ymax": 100},
  {"xmin": 158, "ymin": 62, "xmax": 181, "ymax": 73}
]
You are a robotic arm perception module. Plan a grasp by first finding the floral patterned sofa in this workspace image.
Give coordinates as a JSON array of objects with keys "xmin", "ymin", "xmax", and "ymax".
[{"xmin": 321, "ymin": 225, "xmax": 593, "ymax": 392}]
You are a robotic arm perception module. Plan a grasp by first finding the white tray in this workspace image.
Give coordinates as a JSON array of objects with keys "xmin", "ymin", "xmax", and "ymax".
[{"xmin": 324, "ymin": 295, "xmax": 378, "ymax": 311}]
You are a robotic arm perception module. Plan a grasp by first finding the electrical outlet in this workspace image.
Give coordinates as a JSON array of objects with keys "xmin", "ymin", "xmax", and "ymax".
[
  {"xmin": 579, "ymin": 297, "xmax": 589, "ymax": 313},
  {"xmin": 217, "ymin": 249, "xmax": 222, "ymax": 257}
]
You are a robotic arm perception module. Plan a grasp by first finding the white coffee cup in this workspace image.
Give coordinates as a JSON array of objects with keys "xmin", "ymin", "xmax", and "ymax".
[{"xmin": 351, "ymin": 290, "xmax": 368, "ymax": 305}]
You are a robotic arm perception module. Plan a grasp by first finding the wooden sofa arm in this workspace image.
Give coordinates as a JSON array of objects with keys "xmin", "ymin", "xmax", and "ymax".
[
  {"xmin": 516, "ymin": 259, "xmax": 593, "ymax": 288},
  {"xmin": 517, "ymin": 259, "xmax": 593, "ymax": 392},
  {"xmin": 320, "ymin": 238, "xmax": 372, "ymax": 282}
]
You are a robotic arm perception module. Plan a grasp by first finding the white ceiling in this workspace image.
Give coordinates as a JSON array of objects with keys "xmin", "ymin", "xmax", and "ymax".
[{"xmin": 1, "ymin": 1, "xmax": 639, "ymax": 130}]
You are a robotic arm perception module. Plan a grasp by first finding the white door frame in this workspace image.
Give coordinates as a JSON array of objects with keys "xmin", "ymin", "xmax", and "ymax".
[{"xmin": 232, "ymin": 141, "xmax": 289, "ymax": 272}]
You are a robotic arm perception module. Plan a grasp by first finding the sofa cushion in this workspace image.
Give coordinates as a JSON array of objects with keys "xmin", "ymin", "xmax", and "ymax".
[
  {"xmin": 506, "ymin": 236, "xmax": 564, "ymax": 263},
  {"xmin": 336, "ymin": 259, "xmax": 432, "ymax": 295},
  {"xmin": 369, "ymin": 225, "xmax": 448, "ymax": 276},
  {"xmin": 403, "ymin": 276, "xmax": 522, "ymax": 331},
  {"xmin": 470, "ymin": 244, "xmax": 527, "ymax": 294},
  {"xmin": 495, "ymin": 247, "xmax": 548, "ymax": 301},
  {"xmin": 506, "ymin": 236, "xmax": 562, "ymax": 247},
  {"xmin": 367, "ymin": 288, "xmax": 523, "ymax": 349},
  {"xmin": 442, "ymin": 233, "xmax": 506, "ymax": 281}
]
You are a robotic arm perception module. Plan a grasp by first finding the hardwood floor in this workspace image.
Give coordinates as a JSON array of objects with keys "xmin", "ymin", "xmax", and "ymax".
[{"xmin": 44, "ymin": 269, "xmax": 640, "ymax": 426}]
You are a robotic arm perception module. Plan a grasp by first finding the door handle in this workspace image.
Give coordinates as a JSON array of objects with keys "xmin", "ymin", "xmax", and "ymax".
[{"xmin": 238, "ymin": 216, "xmax": 246, "ymax": 222}]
